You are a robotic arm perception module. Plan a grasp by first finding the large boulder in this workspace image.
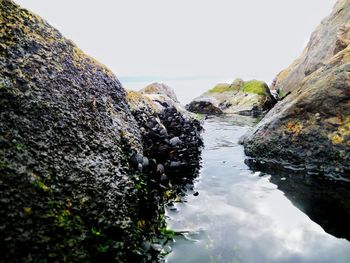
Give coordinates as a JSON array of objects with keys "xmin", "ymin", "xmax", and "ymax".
[
  {"xmin": 272, "ymin": 0, "xmax": 350, "ymax": 97},
  {"xmin": 186, "ymin": 79, "xmax": 276, "ymax": 116},
  {"xmin": 0, "ymin": 1, "xmax": 202, "ymax": 261},
  {"xmin": 242, "ymin": 0, "xmax": 350, "ymax": 179}
]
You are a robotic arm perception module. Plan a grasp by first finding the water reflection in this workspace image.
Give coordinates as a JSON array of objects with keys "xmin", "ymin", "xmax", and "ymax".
[
  {"xmin": 166, "ymin": 115, "xmax": 350, "ymax": 263},
  {"xmin": 246, "ymin": 159, "xmax": 350, "ymax": 241}
]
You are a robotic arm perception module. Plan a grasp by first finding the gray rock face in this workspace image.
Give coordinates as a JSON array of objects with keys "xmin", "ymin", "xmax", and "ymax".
[
  {"xmin": 0, "ymin": 1, "xmax": 203, "ymax": 261},
  {"xmin": 242, "ymin": 0, "xmax": 350, "ymax": 179},
  {"xmin": 272, "ymin": 0, "xmax": 350, "ymax": 97},
  {"xmin": 187, "ymin": 79, "xmax": 276, "ymax": 116},
  {"xmin": 140, "ymin": 82, "xmax": 179, "ymax": 103}
]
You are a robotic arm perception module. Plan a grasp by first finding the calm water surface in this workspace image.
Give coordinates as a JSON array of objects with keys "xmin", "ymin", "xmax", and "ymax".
[{"xmin": 165, "ymin": 115, "xmax": 350, "ymax": 263}]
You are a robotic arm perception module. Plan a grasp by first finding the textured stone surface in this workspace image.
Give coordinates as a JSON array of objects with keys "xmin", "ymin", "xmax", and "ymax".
[
  {"xmin": 242, "ymin": 0, "xmax": 350, "ymax": 179},
  {"xmin": 0, "ymin": 1, "xmax": 202, "ymax": 261},
  {"xmin": 272, "ymin": 0, "xmax": 350, "ymax": 96}
]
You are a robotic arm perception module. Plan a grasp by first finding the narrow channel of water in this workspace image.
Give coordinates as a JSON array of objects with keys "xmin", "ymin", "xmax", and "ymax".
[{"xmin": 165, "ymin": 115, "xmax": 350, "ymax": 263}]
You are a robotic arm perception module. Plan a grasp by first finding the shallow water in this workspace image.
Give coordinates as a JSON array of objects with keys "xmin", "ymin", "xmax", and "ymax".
[{"xmin": 165, "ymin": 115, "xmax": 350, "ymax": 263}]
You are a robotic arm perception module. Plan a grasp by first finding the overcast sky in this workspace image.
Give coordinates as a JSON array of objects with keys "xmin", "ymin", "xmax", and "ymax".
[{"xmin": 15, "ymin": 0, "xmax": 335, "ymax": 84}]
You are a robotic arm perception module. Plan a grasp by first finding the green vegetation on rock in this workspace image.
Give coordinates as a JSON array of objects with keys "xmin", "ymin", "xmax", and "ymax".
[
  {"xmin": 187, "ymin": 78, "xmax": 276, "ymax": 116},
  {"xmin": 242, "ymin": 80, "xmax": 269, "ymax": 96},
  {"xmin": 208, "ymin": 83, "xmax": 234, "ymax": 93},
  {"xmin": 208, "ymin": 80, "xmax": 269, "ymax": 96}
]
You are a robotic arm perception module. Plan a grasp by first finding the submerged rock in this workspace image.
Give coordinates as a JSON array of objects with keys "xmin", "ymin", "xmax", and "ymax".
[
  {"xmin": 242, "ymin": 0, "xmax": 350, "ymax": 179},
  {"xmin": 0, "ymin": 1, "xmax": 203, "ymax": 262},
  {"xmin": 186, "ymin": 79, "xmax": 276, "ymax": 116}
]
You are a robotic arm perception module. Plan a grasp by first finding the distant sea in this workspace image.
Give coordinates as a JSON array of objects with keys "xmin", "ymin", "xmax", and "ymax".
[{"xmin": 119, "ymin": 77, "xmax": 233, "ymax": 105}]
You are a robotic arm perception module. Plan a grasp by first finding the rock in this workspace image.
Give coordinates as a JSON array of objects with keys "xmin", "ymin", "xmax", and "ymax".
[
  {"xmin": 272, "ymin": 0, "xmax": 350, "ymax": 97},
  {"xmin": 131, "ymin": 153, "xmax": 144, "ymax": 167},
  {"xmin": 140, "ymin": 82, "xmax": 179, "ymax": 103},
  {"xmin": 186, "ymin": 99, "xmax": 223, "ymax": 115},
  {"xmin": 126, "ymin": 87, "xmax": 203, "ymax": 179},
  {"xmin": 0, "ymin": 1, "xmax": 203, "ymax": 262},
  {"xmin": 242, "ymin": 0, "xmax": 350, "ymax": 179},
  {"xmin": 169, "ymin": 161, "xmax": 182, "ymax": 169},
  {"xmin": 157, "ymin": 164, "xmax": 165, "ymax": 175},
  {"xmin": 186, "ymin": 79, "xmax": 276, "ymax": 116},
  {"xmin": 169, "ymin": 137, "xmax": 182, "ymax": 147},
  {"xmin": 142, "ymin": 157, "xmax": 149, "ymax": 167}
]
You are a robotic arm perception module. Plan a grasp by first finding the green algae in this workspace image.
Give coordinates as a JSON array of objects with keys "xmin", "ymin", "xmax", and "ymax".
[{"xmin": 208, "ymin": 83, "xmax": 234, "ymax": 93}]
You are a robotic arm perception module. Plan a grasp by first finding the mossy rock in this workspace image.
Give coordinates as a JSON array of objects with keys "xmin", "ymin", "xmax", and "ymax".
[
  {"xmin": 242, "ymin": 80, "xmax": 270, "ymax": 96},
  {"xmin": 188, "ymin": 78, "xmax": 276, "ymax": 116},
  {"xmin": 208, "ymin": 83, "xmax": 234, "ymax": 93}
]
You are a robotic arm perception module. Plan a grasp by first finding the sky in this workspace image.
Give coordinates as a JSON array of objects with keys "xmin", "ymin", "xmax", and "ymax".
[{"xmin": 14, "ymin": 0, "xmax": 336, "ymax": 101}]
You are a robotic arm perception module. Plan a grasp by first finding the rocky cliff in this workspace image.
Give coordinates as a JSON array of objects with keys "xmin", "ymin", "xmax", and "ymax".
[
  {"xmin": 187, "ymin": 79, "xmax": 276, "ymax": 116},
  {"xmin": 0, "ymin": 1, "xmax": 202, "ymax": 261},
  {"xmin": 242, "ymin": 0, "xmax": 350, "ymax": 179},
  {"xmin": 272, "ymin": 0, "xmax": 350, "ymax": 97}
]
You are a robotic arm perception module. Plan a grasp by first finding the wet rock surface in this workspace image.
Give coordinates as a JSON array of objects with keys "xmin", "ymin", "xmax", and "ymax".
[
  {"xmin": 242, "ymin": 0, "xmax": 350, "ymax": 179},
  {"xmin": 0, "ymin": 1, "xmax": 203, "ymax": 262},
  {"xmin": 186, "ymin": 79, "xmax": 276, "ymax": 116}
]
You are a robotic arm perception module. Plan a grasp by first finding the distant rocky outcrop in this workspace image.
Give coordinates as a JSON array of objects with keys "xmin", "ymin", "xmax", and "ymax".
[
  {"xmin": 140, "ymin": 82, "xmax": 179, "ymax": 103},
  {"xmin": 186, "ymin": 79, "xmax": 277, "ymax": 116},
  {"xmin": 0, "ymin": 1, "xmax": 202, "ymax": 262},
  {"xmin": 242, "ymin": 0, "xmax": 350, "ymax": 179}
]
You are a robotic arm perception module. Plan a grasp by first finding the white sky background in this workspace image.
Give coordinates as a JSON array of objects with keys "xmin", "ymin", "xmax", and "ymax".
[{"xmin": 14, "ymin": 0, "xmax": 335, "ymax": 101}]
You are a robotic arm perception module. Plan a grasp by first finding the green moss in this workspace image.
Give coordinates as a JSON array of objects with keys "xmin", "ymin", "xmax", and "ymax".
[
  {"xmin": 15, "ymin": 143, "xmax": 25, "ymax": 151},
  {"xmin": 208, "ymin": 83, "xmax": 235, "ymax": 93},
  {"xmin": 56, "ymin": 209, "xmax": 83, "ymax": 230},
  {"xmin": 91, "ymin": 227, "xmax": 102, "ymax": 237},
  {"xmin": 97, "ymin": 244, "xmax": 110, "ymax": 253},
  {"xmin": 242, "ymin": 80, "xmax": 269, "ymax": 95},
  {"xmin": 159, "ymin": 227, "xmax": 176, "ymax": 239},
  {"xmin": 34, "ymin": 180, "xmax": 50, "ymax": 192},
  {"xmin": 196, "ymin": 113, "xmax": 204, "ymax": 121},
  {"xmin": 208, "ymin": 79, "xmax": 269, "ymax": 95}
]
